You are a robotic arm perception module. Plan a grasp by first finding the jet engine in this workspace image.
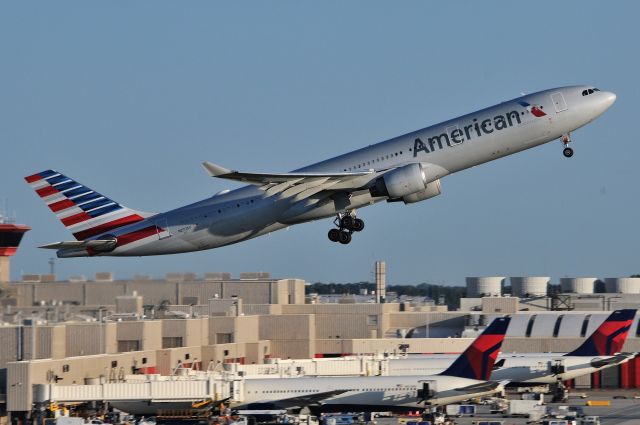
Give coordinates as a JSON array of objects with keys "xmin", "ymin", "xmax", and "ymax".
[{"xmin": 370, "ymin": 163, "xmax": 442, "ymax": 204}]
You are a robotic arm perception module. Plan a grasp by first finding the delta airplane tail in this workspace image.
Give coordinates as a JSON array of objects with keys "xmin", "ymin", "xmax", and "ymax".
[
  {"xmin": 25, "ymin": 170, "xmax": 152, "ymax": 241},
  {"xmin": 566, "ymin": 309, "xmax": 636, "ymax": 356},
  {"xmin": 440, "ymin": 316, "xmax": 510, "ymax": 381}
]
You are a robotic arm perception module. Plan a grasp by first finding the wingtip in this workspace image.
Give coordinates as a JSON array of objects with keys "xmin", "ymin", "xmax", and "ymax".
[{"xmin": 202, "ymin": 161, "xmax": 232, "ymax": 177}]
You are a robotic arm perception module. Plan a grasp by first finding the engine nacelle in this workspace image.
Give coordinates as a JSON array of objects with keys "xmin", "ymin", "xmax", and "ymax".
[
  {"xmin": 401, "ymin": 179, "xmax": 442, "ymax": 204},
  {"xmin": 370, "ymin": 163, "xmax": 428, "ymax": 199}
]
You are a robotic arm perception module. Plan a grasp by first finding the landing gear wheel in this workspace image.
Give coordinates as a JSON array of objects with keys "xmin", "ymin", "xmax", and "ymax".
[
  {"xmin": 563, "ymin": 147, "xmax": 574, "ymax": 158},
  {"xmin": 340, "ymin": 215, "xmax": 354, "ymax": 230},
  {"xmin": 338, "ymin": 231, "xmax": 352, "ymax": 245},
  {"xmin": 352, "ymin": 218, "xmax": 365, "ymax": 232},
  {"xmin": 327, "ymin": 228, "xmax": 340, "ymax": 242}
]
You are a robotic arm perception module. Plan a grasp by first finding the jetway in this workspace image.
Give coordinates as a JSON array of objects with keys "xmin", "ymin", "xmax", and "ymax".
[{"xmin": 34, "ymin": 376, "xmax": 234, "ymax": 404}]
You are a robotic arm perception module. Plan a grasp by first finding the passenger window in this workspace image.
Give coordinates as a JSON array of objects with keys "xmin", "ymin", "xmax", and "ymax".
[{"xmin": 588, "ymin": 89, "xmax": 594, "ymax": 94}]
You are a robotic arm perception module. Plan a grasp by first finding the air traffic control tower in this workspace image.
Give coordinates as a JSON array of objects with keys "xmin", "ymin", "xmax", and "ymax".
[{"xmin": 0, "ymin": 215, "xmax": 30, "ymax": 282}]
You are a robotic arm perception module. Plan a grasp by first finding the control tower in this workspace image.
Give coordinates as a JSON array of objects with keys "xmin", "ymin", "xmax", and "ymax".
[{"xmin": 0, "ymin": 214, "xmax": 30, "ymax": 282}]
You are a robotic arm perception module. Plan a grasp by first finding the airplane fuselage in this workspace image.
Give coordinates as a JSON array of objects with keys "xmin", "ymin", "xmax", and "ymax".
[
  {"xmin": 237, "ymin": 374, "xmax": 501, "ymax": 411},
  {"xmin": 46, "ymin": 85, "xmax": 615, "ymax": 257}
]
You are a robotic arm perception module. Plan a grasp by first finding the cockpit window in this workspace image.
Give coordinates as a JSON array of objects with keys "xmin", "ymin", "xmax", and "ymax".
[{"xmin": 582, "ymin": 87, "xmax": 601, "ymax": 96}]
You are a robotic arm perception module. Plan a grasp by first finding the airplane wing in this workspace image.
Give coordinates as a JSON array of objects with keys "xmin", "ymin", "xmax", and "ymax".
[
  {"xmin": 202, "ymin": 161, "xmax": 378, "ymax": 197},
  {"xmin": 452, "ymin": 381, "xmax": 505, "ymax": 394},
  {"xmin": 233, "ymin": 389, "xmax": 350, "ymax": 410}
]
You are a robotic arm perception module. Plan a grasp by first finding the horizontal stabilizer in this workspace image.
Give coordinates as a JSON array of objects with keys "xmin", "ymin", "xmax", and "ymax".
[{"xmin": 39, "ymin": 238, "xmax": 117, "ymax": 251}]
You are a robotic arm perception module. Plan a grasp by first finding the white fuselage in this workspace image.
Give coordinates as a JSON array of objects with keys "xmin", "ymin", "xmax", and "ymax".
[
  {"xmin": 238, "ymin": 374, "xmax": 500, "ymax": 410},
  {"xmin": 84, "ymin": 85, "xmax": 615, "ymax": 256}
]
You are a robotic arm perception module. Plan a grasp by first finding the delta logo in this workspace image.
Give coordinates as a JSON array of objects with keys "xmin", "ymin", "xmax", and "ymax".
[{"xmin": 518, "ymin": 100, "xmax": 546, "ymax": 117}]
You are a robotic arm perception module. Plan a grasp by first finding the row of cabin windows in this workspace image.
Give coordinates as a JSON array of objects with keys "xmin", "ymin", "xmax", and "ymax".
[
  {"xmin": 343, "ymin": 151, "xmax": 405, "ymax": 172},
  {"xmin": 217, "ymin": 198, "xmax": 256, "ymax": 214},
  {"xmin": 582, "ymin": 88, "xmax": 601, "ymax": 96},
  {"xmin": 257, "ymin": 386, "xmax": 416, "ymax": 394}
]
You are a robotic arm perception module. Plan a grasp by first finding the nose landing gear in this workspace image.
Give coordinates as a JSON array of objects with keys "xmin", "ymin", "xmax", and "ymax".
[
  {"xmin": 562, "ymin": 133, "xmax": 574, "ymax": 158},
  {"xmin": 327, "ymin": 212, "xmax": 364, "ymax": 244}
]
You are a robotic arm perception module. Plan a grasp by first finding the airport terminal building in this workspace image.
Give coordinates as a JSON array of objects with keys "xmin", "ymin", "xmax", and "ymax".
[{"xmin": 2, "ymin": 272, "xmax": 640, "ymax": 422}]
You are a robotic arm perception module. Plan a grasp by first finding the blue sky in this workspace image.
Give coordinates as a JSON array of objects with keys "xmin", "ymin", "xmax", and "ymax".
[{"xmin": 1, "ymin": 2, "xmax": 638, "ymax": 286}]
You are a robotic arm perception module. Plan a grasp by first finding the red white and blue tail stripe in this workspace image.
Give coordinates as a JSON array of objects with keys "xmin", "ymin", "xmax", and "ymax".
[{"xmin": 25, "ymin": 170, "xmax": 151, "ymax": 241}]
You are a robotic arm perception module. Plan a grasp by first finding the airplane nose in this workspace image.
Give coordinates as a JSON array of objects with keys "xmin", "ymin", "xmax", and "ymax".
[{"xmin": 602, "ymin": 91, "xmax": 617, "ymax": 110}]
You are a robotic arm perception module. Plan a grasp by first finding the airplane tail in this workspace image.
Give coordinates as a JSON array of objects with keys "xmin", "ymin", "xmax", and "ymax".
[
  {"xmin": 25, "ymin": 170, "xmax": 152, "ymax": 240},
  {"xmin": 439, "ymin": 316, "xmax": 510, "ymax": 381},
  {"xmin": 566, "ymin": 309, "xmax": 636, "ymax": 356}
]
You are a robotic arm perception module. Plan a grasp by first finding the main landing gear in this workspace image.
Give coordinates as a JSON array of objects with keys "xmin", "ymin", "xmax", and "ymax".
[
  {"xmin": 327, "ymin": 212, "xmax": 364, "ymax": 245},
  {"xmin": 562, "ymin": 133, "xmax": 574, "ymax": 158}
]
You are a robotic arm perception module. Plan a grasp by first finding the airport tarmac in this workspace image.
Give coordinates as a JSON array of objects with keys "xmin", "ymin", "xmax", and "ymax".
[{"xmin": 373, "ymin": 390, "xmax": 640, "ymax": 424}]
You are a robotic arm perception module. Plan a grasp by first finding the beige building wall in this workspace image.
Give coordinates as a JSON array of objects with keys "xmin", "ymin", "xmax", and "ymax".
[
  {"xmin": 209, "ymin": 315, "xmax": 260, "ymax": 344},
  {"xmin": 33, "ymin": 283, "xmax": 84, "ymax": 305},
  {"xmin": 155, "ymin": 346, "xmax": 203, "ymax": 375},
  {"xmin": 161, "ymin": 318, "xmax": 208, "ymax": 348},
  {"xmin": 84, "ymin": 282, "xmax": 127, "ymax": 304},
  {"xmin": 115, "ymin": 321, "xmax": 162, "ymax": 352},
  {"xmin": 65, "ymin": 323, "xmax": 113, "ymax": 357},
  {"xmin": 200, "ymin": 341, "xmax": 269, "ymax": 365},
  {"xmin": 19, "ymin": 325, "xmax": 66, "ymax": 361},
  {"xmin": 259, "ymin": 314, "xmax": 315, "ymax": 359}
]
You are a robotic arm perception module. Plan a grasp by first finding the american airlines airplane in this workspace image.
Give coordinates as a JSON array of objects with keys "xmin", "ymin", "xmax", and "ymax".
[
  {"xmin": 388, "ymin": 309, "xmax": 637, "ymax": 385},
  {"xmin": 26, "ymin": 85, "xmax": 616, "ymax": 257}
]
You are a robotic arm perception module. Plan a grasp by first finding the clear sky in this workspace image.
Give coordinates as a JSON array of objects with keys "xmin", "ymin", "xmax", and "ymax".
[{"xmin": 1, "ymin": 2, "xmax": 638, "ymax": 286}]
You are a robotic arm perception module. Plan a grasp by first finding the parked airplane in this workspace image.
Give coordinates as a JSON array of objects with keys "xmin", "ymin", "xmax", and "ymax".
[
  {"xmin": 230, "ymin": 317, "xmax": 511, "ymax": 412},
  {"xmin": 388, "ymin": 309, "xmax": 636, "ymax": 384},
  {"xmin": 26, "ymin": 86, "xmax": 615, "ymax": 257}
]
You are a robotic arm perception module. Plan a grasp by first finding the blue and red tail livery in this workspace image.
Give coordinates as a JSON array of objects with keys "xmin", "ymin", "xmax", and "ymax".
[
  {"xmin": 440, "ymin": 316, "xmax": 510, "ymax": 380},
  {"xmin": 25, "ymin": 170, "xmax": 149, "ymax": 241},
  {"xmin": 567, "ymin": 309, "xmax": 636, "ymax": 356}
]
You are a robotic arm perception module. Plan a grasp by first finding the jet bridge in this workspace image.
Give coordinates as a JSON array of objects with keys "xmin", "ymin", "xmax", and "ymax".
[{"xmin": 34, "ymin": 375, "xmax": 233, "ymax": 411}]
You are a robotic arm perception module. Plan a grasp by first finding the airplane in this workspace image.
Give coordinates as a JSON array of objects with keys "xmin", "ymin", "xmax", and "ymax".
[
  {"xmin": 229, "ymin": 316, "xmax": 511, "ymax": 412},
  {"xmin": 387, "ymin": 309, "xmax": 637, "ymax": 385},
  {"xmin": 25, "ymin": 85, "xmax": 616, "ymax": 257}
]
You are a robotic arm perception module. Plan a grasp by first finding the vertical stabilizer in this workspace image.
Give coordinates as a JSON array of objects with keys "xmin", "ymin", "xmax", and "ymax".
[
  {"xmin": 567, "ymin": 309, "xmax": 636, "ymax": 356},
  {"xmin": 439, "ymin": 316, "xmax": 510, "ymax": 380},
  {"xmin": 25, "ymin": 170, "xmax": 152, "ymax": 240}
]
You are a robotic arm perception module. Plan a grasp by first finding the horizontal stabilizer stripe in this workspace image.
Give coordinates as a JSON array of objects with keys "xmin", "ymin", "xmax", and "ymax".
[
  {"xmin": 36, "ymin": 186, "xmax": 58, "ymax": 197},
  {"xmin": 64, "ymin": 187, "xmax": 92, "ymax": 198},
  {"xmin": 79, "ymin": 198, "xmax": 112, "ymax": 211},
  {"xmin": 88, "ymin": 204, "xmax": 122, "ymax": 217},
  {"xmin": 46, "ymin": 175, "xmax": 69, "ymax": 185},
  {"xmin": 54, "ymin": 181, "xmax": 81, "ymax": 191},
  {"xmin": 73, "ymin": 214, "xmax": 145, "ymax": 240},
  {"xmin": 67, "ymin": 211, "xmax": 134, "ymax": 234},
  {"xmin": 40, "ymin": 170, "xmax": 58, "ymax": 178},
  {"xmin": 116, "ymin": 226, "xmax": 158, "ymax": 247},
  {"xmin": 25, "ymin": 174, "xmax": 44, "ymax": 183},
  {"xmin": 72, "ymin": 192, "xmax": 102, "ymax": 205},
  {"xmin": 61, "ymin": 212, "xmax": 93, "ymax": 226},
  {"xmin": 49, "ymin": 199, "xmax": 76, "ymax": 213}
]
